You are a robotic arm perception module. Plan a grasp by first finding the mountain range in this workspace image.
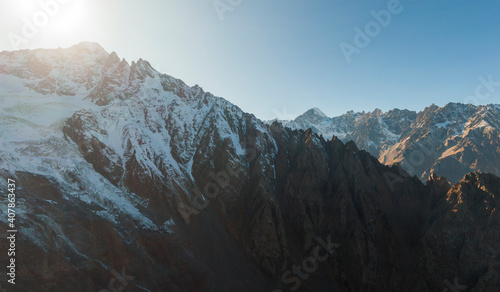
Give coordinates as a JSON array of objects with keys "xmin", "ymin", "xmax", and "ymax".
[
  {"xmin": 271, "ymin": 104, "xmax": 500, "ymax": 183},
  {"xmin": 0, "ymin": 43, "xmax": 499, "ymax": 291}
]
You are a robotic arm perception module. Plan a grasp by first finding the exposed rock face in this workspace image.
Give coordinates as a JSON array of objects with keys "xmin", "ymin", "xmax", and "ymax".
[
  {"xmin": 0, "ymin": 43, "xmax": 499, "ymax": 291},
  {"xmin": 381, "ymin": 103, "xmax": 500, "ymax": 184},
  {"xmin": 417, "ymin": 172, "xmax": 500, "ymax": 292},
  {"xmin": 274, "ymin": 103, "xmax": 500, "ymax": 183}
]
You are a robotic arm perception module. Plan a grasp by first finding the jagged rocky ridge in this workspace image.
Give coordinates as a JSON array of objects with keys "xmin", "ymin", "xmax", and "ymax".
[
  {"xmin": 0, "ymin": 43, "xmax": 499, "ymax": 291},
  {"xmin": 274, "ymin": 104, "xmax": 500, "ymax": 183}
]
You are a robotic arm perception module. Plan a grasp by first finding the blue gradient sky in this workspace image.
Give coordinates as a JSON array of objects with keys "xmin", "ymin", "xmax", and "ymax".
[{"xmin": 1, "ymin": 0, "xmax": 499, "ymax": 120}]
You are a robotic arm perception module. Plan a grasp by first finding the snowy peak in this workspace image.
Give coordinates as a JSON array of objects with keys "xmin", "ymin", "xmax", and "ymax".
[
  {"xmin": 0, "ymin": 42, "xmax": 114, "ymax": 97},
  {"xmin": 295, "ymin": 107, "xmax": 329, "ymax": 123},
  {"xmin": 305, "ymin": 107, "xmax": 328, "ymax": 118},
  {"xmin": 69, "ymin": 41, "xmax": 108, "ymax": 54},
  {"xmin": 0, "ymin": 42, "xmax": 210, "ymax": 107},
  {"xmin": 131, "ymin": 58, "xmax": 156, "ymax": 79},
  {"xmin": 372, "ymin": 108, "xmax": 383, "ymax": 116}
]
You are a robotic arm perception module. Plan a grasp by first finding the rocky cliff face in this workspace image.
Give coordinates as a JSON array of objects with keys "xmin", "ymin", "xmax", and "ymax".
[
  {"xmin": 275, "ymin": 104, "xmax": 500, "ymax": 183},
  {"xmin": 416, "ymin": 172, "xmax": 500, "ymax": 292},
  {"xmin": 0, "ymin": 43, "xmax": 499, "ymax": 291},
  {"xmin": 381, "ymin": 103, "xmax": 500, "ymax": 183}
]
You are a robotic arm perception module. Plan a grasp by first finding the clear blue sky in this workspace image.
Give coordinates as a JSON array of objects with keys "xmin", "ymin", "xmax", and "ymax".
[{"xmin": 1, "ymin": 0, "xmax": 499, "ymax": 120}]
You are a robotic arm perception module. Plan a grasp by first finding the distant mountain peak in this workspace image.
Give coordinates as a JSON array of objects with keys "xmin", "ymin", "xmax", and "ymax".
[
  {"xmin": 309, "ymin": 107, "xmax": 327, "ymax": 116},
  {"xmin": 69, "ymin": 41, "xmax": 107, "ymax": 53},
  {"xmin": 372, "ymin": 108, "xmax": 383, "ymax": 116},
  {"xmin": 300, "ymin": 107, "xmax": 328, "ymax": 119}
]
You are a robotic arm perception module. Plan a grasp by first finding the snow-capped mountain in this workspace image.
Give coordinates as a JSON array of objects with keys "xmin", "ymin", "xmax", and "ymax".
[
  {"xmin": 1, "ymin": 43, "xmax": 499, "ymax": 291},
  {"xmin": 274, "ymin": 104, "xmax": 500, "ymax": 182},
  {"xmin": 0, "ymin": 42, "xmax": 276, "ymax": 291},
  {"xmin": 273, "ymin": 107, "xmax": 416, "ymax": 155},
  {"xmin": 0, "ymin": 42, "xmax": 260, "ymax": 226}
]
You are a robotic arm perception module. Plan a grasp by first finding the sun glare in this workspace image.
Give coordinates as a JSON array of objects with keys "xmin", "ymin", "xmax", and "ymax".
[
  {"xmin": 6, "ymin": 0, "xmax": 90, "ymax": 50},
  {"xmin": 46, "ymin": 1, "xmax": 88, "ymax": 34}
]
